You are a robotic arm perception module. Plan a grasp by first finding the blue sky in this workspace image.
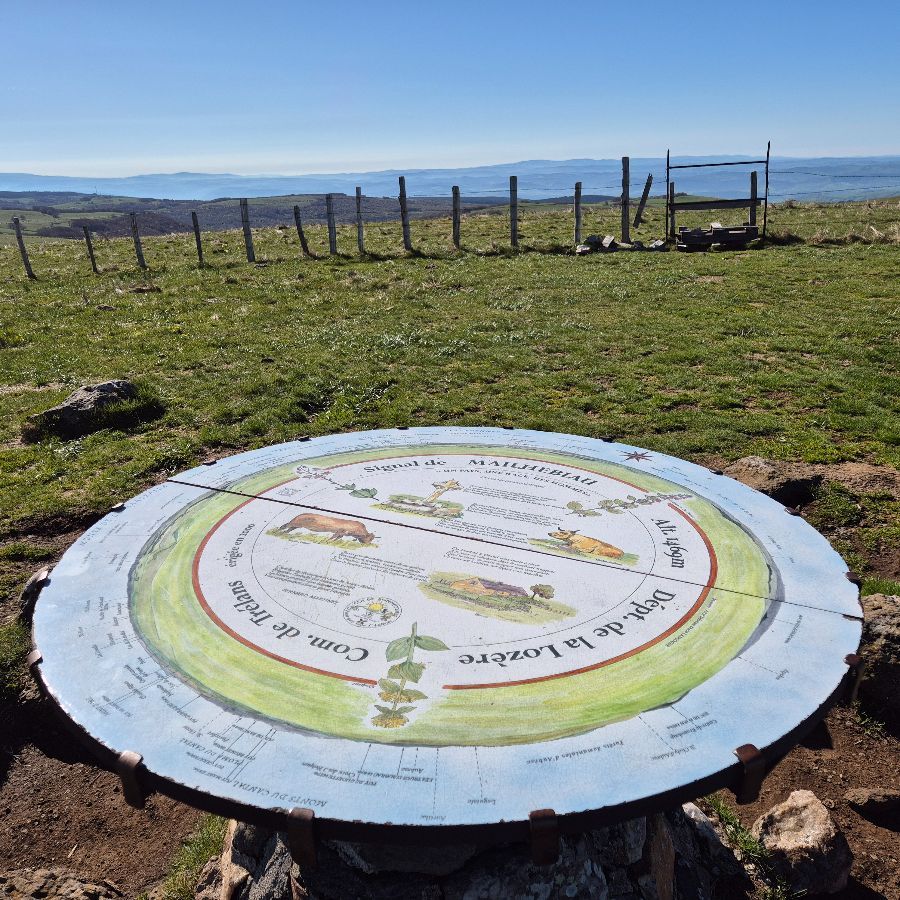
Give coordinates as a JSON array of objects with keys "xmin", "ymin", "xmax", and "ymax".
[{"xmin": 4, "ymin": 1, "xmax": 899, "ymax": 176}]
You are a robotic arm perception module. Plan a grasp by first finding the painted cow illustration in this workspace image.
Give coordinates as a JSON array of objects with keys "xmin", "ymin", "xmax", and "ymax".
[
  {"xmin": 548, "ymin": 529, "xmax": 624, "ymax": 559},
  {"xmin": 278, "ymin": 513, "xmax": 376, "ymax": 545}
]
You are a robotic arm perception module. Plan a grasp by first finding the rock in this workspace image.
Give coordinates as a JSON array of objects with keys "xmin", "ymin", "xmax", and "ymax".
[
  {"xmin": 591, "ymin": 819, "xmax": 647, "ymax": 868},
  {"xmin": 196, "ymin": 821, "xmax": 295, "ymax": 900},
  {"xmin": 752, "ymin": 790, "xmax": 852, "ymax": 895},
  {"xmin": 329, "ymin": 840, "xmax": 478, "ymax": 876},
  {"xmin": 193, "ymin": 857, "xmax": 222, "ymax": 900},
  {"xmin": 844, "ymin": 787, "xmax": 900, "ymax": 827},
  {"xmin": 722, "ymin": 456, "xmax": 822, "ymax": 507},
  {"xmin": 667, "ymin": 805, "xmax": 751, "ymax": 900},
  {"xmin": 861, "ymin": 594, "xmax": 900, "ymax": 664},
  {"xmin": 643, "ymin": 815, "xmax": 675, "ymax": 900},
  {"xmin": 0, "ymin": 868, "xmax": 122, "ymax": 898},
  {"xmin": 23, "ymin": 380, "xmax": 139, "ymax": 440}
]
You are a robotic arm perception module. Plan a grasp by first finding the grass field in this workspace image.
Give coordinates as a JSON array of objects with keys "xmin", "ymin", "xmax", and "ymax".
[{"xmin": 0, "ymin": 199, "xmax": 898, "ymax": 605}]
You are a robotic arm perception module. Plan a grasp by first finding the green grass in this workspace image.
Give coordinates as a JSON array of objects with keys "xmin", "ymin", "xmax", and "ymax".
[
  {"xmin": 703, "ymin": 793, "xmax": 801, "ymax": 899},
  {"xmin": 0, "ymin": 200, "xmax": 898, "ymax": 552},
  {"xmin": 0, "ymin": 619, "xmax": 29, "ymax": 700},
  {"xmin": 144, "ymin": 815, "xmax": 228, "ymax": 900}
]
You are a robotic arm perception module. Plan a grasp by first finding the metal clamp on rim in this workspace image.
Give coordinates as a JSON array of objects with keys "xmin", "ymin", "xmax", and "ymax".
[
  {"xmin": 19, "ymin": 567, "xmax": 51, "ymax": 624},
  {"xmin": 733, "ymin": 744, "xmax": 766, "ymax": 804},
  {"xmin": 529, "ymin": 808, "xmax": 560, "ymax": 865},
  {"xmin": 116, "ymin": 750, "xmax": 148, "ymax": 809},
  {"xmin": 287, "ymin": 807, "xmax": 317, "ymax": 870}
]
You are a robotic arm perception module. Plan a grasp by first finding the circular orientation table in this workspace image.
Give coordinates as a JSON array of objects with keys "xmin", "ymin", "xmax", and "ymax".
[{"xmin": 31, "ymin": 427, "xmax": 862, "ymax": 848}]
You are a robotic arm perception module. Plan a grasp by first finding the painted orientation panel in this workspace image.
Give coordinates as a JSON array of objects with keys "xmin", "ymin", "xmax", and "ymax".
[{"xmin": 32, "ymin": 428, "xmax": 861, "ymax": 831}]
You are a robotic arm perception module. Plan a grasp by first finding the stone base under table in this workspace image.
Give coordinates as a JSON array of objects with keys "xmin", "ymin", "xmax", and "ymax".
[{"xmin": 195, "ymin": 807, "xmax": 751, "ymax": 900}]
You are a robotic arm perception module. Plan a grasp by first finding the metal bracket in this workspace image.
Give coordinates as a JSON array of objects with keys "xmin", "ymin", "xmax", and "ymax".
[
  {"xmin": 529, "ymin": 808, "xmax": 560, "ymax": 865},
  {"xmin": 26, "ymin": 649, "xmax": 43, "ymax": 672},
  {"xmin": 733, "ymin": 744, "xmax": 766, "ymax": 803},
  {"xmin": 397, "ymin": 426, "xmax": 409, "ymax": 430},
  {"xmin": 783, "ymin": 505, "xmax": 802, "ymax": 517},
  {"xmin": 202, "ymin": 459, "xmax": 217, "ymax": 466},
  {"xmin": 299, "ymin": 436, "xmax": 310, "ymax": 442},
  {"xmin": 116, "ymin": 750, "xmax": 148, "ymax": 809},
  {"xmin": 19, "ymin": 567, "xmax": 51, "ymax": 623},
  {"xmin": 110, "ymin": 502, "xmax": 125, "ymax": 512},
  {"xmin": 845, "ymin": 571, "xmax": 862, "ymax": 587},
  {"xmin": 844, "ymin": 653, "xmax": 865, "ymax": 703},
  {"xmin": 710, "ymin": 468, "xmax": 724, "ymax": 475},
  {"xmin": 286, "ymin": 807, "xmax": 317, "ymax": 870},
  {"xmin": 502, "ymin": 425, "xmax": 514, "ymax": 430}
]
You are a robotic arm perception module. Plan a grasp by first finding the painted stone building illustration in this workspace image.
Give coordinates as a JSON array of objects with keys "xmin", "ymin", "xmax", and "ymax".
[{"xmin": 449, "ymin": 577, "xmax": 530, "ymax": 598}]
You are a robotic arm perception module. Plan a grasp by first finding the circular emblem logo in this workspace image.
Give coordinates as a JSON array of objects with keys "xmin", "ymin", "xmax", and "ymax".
[{"xmin": 343, "ymin": 597, "xmax": 401, "ymax": 628}]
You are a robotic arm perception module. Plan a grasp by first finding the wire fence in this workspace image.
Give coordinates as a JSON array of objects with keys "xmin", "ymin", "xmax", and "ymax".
[{"xmin": 5, "ymin": 162, "xmax": 899, "ymax": 279}]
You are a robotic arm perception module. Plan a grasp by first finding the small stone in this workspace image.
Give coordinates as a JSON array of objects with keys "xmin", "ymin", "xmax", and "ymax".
[{"xmin": 752, "ymin": 790, "xmax": 852, "ymax": 895}]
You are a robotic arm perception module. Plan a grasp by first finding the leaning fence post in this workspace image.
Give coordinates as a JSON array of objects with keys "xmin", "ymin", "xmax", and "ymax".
[
  {"xmin": 398, "ymin": 176, "xmax": 412, "ymax": 251},
  {"xmin": 668, "ymin": 182, "xmax": 676, "ymax": 239},
  {"xmin": 130, "ymin": 213, "xmax": 146, "ymax": 269},
  {"xmin": 82, "ymin": 225, "xmax": 99, "ymax": 274},
  {"xmin": 452, "ymin": 185, "xmax": 461, "ymax": 249},
  {"xmin": 573, "ymin": 181, "xmax": 583, "ymax": 246},
  {"xmin": 621, "ymin": 156, "xmax": 630, "ymax": 243},
  {"xmin": 12, "ymin": 217, "xmax": 36, "ymax": 279},
  {"xmin": 191, "ymin": 212, "xmax": 204, "ymax": 267},
  {"xmin": 509, "ymin": 175, "xmax": 518, "ymax": 248},
  {"xmin": 749, "ymin": 171, "xmax": 758, "ymax": 227},
  {"xmin": 325, "ymin": 194, "xmax": 338, "ymax": 255},
  {"xmin": 293, "ymin": 205, "xmax": 311, "ymax": 257},
  {"xmin": 355, "ymin": 187, "xmax": 365, "ymax": 255},
  {"xmin": 239, "ymin": 198, "xmax": 255, "ymax": 263},
  {"xmin": 633, "ymin": 174, "xmax": 653, "ymax": 228}
]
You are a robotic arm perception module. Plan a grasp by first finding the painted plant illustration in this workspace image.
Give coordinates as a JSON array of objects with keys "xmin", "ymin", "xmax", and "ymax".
[{"xmin": 371, "ymin": 622, "xmax": 448, "ymax": 729}]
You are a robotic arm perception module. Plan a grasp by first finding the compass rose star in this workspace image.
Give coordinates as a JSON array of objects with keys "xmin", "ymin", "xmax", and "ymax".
[{"xmin": 622, "ymin": 451, "xmax": 652, "ymax": 462}]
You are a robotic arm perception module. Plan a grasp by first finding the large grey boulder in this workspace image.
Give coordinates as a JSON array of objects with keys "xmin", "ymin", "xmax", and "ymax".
[
  {"xmin": 751, "ymin": 790, "xmax": 852, "ymax": 895},
  {"xmin": 22, "ymin": 379, "xmax": 157, "ymax": 440}
]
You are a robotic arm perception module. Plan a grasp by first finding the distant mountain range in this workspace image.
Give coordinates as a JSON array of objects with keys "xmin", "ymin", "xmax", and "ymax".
[{"xmin": 2, "ymin": 156, "xmax": 899, "ymax": 202}]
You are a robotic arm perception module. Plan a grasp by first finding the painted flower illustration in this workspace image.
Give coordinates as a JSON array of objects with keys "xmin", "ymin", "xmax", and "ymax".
[{"xmin": 371, "ymin": 622, "xmax": 448, "ymax": 729}]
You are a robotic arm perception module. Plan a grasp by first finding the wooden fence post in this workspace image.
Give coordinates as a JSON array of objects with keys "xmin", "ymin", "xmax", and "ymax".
[
  {"xmin": 325, "ymin": 194, "xmax": 337, "ymax": 255},
  {"xmin": 452, "ymin": 185, "xmax": 461, "ymax": 249},
  {"xmin": 82, "ymin": 226, "xmax": 99, "ymax": 274},
  {"xmin": 633, "ymin": 174, "xmax": 653, "ymax": 229},
  {"xmin": 130, "ymin": 213, "xmax": 146, "ymax": 269},
  {"xmin": 749, "ymin": 171, "xmax": 758, "ymax": 226},
  {"xmin": 398, "ymin": 176, "xmax": 412, "ymax": 251},
  {"xmin": 191, "ymin": 212, "xmax": 204, "ymax": 267},
  {"xmin": 621, "ymin": 156, "xmax": 630, "ymax": 243},
  {"xmin": 668, "ymin": 182, "xmax": 676, "ymax": 239},
  {"xmin": 355, "ymin": 187, "xmax": 365, "ymax": 255},
  {"xmin": 12, "ymin": 217, "xmax": 36, "ymax": 279},
  {"xmin": 509, "ymin": 175, "xmax": 518, "ymax": 248},
  {"xmin": 239, "ymin": 199, "xmax": 255, "ymax": 263},
  {"xmin": 573, "ymin": 181, "xmax": 583, "ymax": 246},
  {"xmin": 293, "ymin": 205, "xmax": 312, "ymax": 257}
]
